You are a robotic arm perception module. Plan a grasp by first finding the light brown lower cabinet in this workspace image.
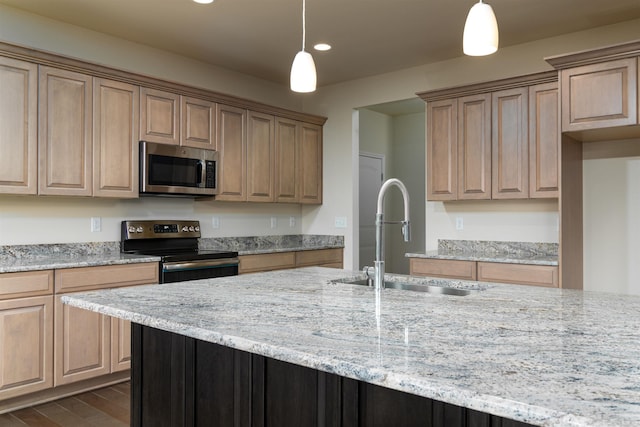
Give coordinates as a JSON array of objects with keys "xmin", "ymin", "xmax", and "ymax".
[
  {"xmin": 0, "ymin": 295, "xmax": 54, "ymax": 400},
  {"xmin": 409, "ymin": 257, "xmax": 558, "ymax": 288},
  {"xmin": 54, "ymin": 295, "xmax": 110, "ymax": 386},
  {"xmin": 239, "ymin": 248, "xmax": 344, "ymax": 274},
  {"xmin": 53, "ymin": 262, "xmax": 159, "ymax": 386}
]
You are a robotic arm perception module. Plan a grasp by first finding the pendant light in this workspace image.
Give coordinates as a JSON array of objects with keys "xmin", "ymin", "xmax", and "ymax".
[
  {"xmin": 463, "ymin": 0, "xmax": 499, "ymax": 56},
  {"xmin": 290, "ymin": 0, "xmax": 317, "ymax": 92}
]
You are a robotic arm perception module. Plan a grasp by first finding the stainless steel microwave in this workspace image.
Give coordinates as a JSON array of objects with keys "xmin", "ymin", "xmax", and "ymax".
[{"xmin": 139, "ymin": 141, "xmax": 218, "ymax": 197}]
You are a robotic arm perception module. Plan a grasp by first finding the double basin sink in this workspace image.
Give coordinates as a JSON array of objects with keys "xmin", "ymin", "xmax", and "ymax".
[{"xmin": 334, "ymin": 275, "xmax": 487, "ymax": 296}]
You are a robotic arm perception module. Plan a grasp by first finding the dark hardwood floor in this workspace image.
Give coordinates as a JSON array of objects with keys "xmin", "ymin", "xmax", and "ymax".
[{"xmin": 0, "ymin": 382, "xmax": 130, "ymax": 426}]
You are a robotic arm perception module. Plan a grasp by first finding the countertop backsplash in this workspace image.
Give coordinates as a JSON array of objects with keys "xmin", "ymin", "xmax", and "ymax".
[{"xmin": 438, "ymin": 239, "xmax": 558, "ymax": 258}]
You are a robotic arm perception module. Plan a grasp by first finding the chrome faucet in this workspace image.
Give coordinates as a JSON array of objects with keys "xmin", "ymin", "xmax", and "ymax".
[{"xmin": 365, "ymin": 178, "xmax": 411, "ymax": 291}]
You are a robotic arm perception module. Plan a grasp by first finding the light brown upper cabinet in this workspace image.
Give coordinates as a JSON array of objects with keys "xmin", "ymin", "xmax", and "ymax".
[
  {"xmin": 182, "ymin": 96, "xmax": 216, "ymax": 149},
  {"xmin": 246, "ymin": 111, "xmax": 275, "ymax": 202},
  {"xmin": 458, "ymin": 94, "xmax": 491, "ymax": 200},
  {"xmin": 426, "ymin": 99, "xmax": 457, "ymax": 201},
  {"xmin": 529, "ymin": 82, "xmax": 559, "ymax": 198},
  {"xmin": 38, "ymin": 66, "xmax": 93, "ymax": 196},
  {"xmin": 492, "ymin": 87, "xmax": 529, "ymax": 199},
  {"xmin": 419, "ymin": 71, "xmax": 558, "ymax": 202},
  {"xmin": 560, "ymin": 58, "xmax": 637, "ymax": 132},
  {"xmin": 275, "ymin": 117, "xmax": 300, "ymax": 203},
  {"xmin": 215, "ymin": 104, "xmax": 247, "ymax": 201},
  {"xmin": 0, "ymin": 57, "xmax": 37, "ymax": 195},
  {"xmin": 93, "ymin": 78, "xmax": 140, "ymax": 198},
  {"xmin": 140, "ymin": 87, "xmax": 180, "ymax": 145},
  {"xmin": 299, "ymin": 122, "xmax": 323, "ymax": 204}
]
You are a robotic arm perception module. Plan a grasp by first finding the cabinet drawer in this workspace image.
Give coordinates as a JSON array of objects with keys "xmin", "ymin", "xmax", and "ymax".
[
  {"xmin": 0, "ymin": 270, "xmax": 53, "ymax": 299},
  {"xmin": 477, "ymin": 262, "xmax": 558, "ymax": 287},
  {"xmin": 55, "ymin": 262, "xmax": 159, "ymax": 294},
  {"xmin": 295, "ymin": 248, "xmax": 343, "ymax": 267},
  {"xmin": 409, "ymin": 258, "xmax": 476, "ymax": 280},
  {"xmin": 239, "ymin": 252, "xmax": 296, "ymax": 274}
]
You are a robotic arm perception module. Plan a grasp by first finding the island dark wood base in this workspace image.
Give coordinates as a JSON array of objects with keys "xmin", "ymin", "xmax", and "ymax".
[{"xmin": 131, "ymin": 324, "xmax": 533, "ymax": 427}]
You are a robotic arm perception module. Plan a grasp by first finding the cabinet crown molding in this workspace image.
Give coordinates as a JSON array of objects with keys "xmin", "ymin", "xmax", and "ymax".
[
  {"xmin": 0, "ymin": 41, "xmax": 327, "ymax": 126},
  {"xmin": 545, "ymin": 39, "xmax": 640, "ymax": 70},
  {"xmin": 417, "ymin": 71, "xmax": 557, "ymax": 102}
]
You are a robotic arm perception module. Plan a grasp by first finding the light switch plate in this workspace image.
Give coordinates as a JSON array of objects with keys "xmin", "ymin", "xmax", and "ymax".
[
  {"xmin": 335, "ymin": 216, "xmax": 347, "ymax": 228},
  {"xmin": 270, "ymin": 217, "xmax": 277, "ymax": 229},
  {"xmin": 212, "ymin": 216, "xmax": 220, "ymax": 229}
]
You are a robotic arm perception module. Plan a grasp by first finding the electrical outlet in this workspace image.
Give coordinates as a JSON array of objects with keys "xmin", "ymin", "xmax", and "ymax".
[
  {"xmin": 90, "ymin": 217, "xmax": 101, "ymax": 232},
  {"xmin": 335, "ymin": 216, "xmax": 347, "ymax": 228},
  {"xmin": 212, "ymin": 216, "xmax": 220, "ymax": 229},
  {"xmin": 455, "ymin": 217, "xmax": 463, "ymax": 231},
  {"xmin": 289, "ymin": 216, "xmax": 296, "ymax": 228},
  {"xmin": 270, "ymin": 217, "xmax": 277, "ymax": 229}
]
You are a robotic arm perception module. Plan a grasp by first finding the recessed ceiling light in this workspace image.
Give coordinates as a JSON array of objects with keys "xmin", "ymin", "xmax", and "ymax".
[
  {"xmin": 314, "ymin": 43, "xmax": 332, "ymax": 52},
  {"xmin": 193, "ymin": 0, "xmax": 214, "ymax": 4}
]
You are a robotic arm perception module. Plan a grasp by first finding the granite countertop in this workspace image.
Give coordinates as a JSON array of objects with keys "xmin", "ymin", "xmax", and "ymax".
[
  {"xmin": 63, "ymin": 267, "xmax": 640, "ymax": 427},
  {"xmin": 0, "ymin": 253, "xmax": 161, "ymax": 274},
  {"xmin": 0, "ymin": 235, "xmax": 344, "ymax": 273},
  {"xmin": 406, "ymin": 240, "xmax": 559, "ymax": 266}
]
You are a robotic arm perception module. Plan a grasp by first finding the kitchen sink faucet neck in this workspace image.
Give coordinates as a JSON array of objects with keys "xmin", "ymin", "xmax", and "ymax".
[{"xmin": 368, "ymin": 178, "xmax": 411, "ymax": 292}]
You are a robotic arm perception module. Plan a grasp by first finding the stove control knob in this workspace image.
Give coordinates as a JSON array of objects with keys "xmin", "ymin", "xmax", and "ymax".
[
  {"xmin": 136, "ymin": 226, "xmax": 144, "ymax": 233},
  {"xmin": 182, "ymin": 226, "xmax": 189, "ymax": 232},
  {"xmin": 188, "ymin": 226, "xmax": 195, "ymax": 232},
  {"xmin": 128, "ymin": 226, "xmax": 136, "ymax": 233},
  {"xmin": 194, "ymin": 226, "xmax": 200, "ymax": 232}
]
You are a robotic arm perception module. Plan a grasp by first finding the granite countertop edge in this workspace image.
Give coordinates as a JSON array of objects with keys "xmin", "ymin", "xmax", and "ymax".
[{"xmin": 0, "ymin": 254, "xmax": 161, "ymax": 274}]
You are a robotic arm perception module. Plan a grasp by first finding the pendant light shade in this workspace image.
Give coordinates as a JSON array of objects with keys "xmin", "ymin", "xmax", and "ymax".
[
  {"xmin": 463, "ymin": 0, "xmax": 499, "ymax": 56},
  {"xmin": 290, "ymin": 0, "xmax": 317, "ymax": 92},
  {"xmin": 290, "ymin": 50, "xmax": 317, "ymax": 92}
]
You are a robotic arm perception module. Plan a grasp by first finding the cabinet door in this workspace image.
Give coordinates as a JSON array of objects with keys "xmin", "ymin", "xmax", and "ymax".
[
  {"xmin": 216, "ymin": 104, "xmax": 247, "ymax": 201},
  {"xmin": 140, "ymin": 87, "xmax": 180, "ymax": 145},
  {"xmin": 529, "ymin": 82, "xmax": 559, "ymax": 198},
  {"xmin": 38, "ymin": 66, "xmax": 92, "ymax": 196},
  {"xmin": 0, "ymin": 57, "xmax": 37, "ymax": 195},
  {"xmin": 182, "ymin": 96, "xmax": 216, "ymax": 149},
  {"xmin": 93, "ymin": 78, "xmax": 140, "ymax": 198},
  {"xmin": 299, "ymin": 123, "xmax": 323, "ymax": 204},
  {"xmin": 54, "ymin": 295, "xmax": 110, "ymax": 385},
  {"xmin": 275, "ymin": 117, "xmax": 299, "ymax": 203},
  {"xmin": 492, "ymin": 87, "xmax": 529, "ymax": 199},
  {"xmin": 111, "ymin": 317, "xmax": 131, "ymax": 372},
  {"xmin": 457, "ymin": 94, "xmax": 491, "ymax": 200},
  {"xmin": 247, "ymin": 111, "xmax": 275, "ymax": 202},
  {"xmin": 560, "ymin": 58, "xmax": 637, "ymax": 132},
  {"xmin": 409, "ymin": 258, "xmax": 476, "ymax": 280},
  {"xmin": 0, "ymin": 295, "xmax": 53, "ymax": 400},
  {"xmin": 426, "ymin": 99, "xmax": 457, "ymax": 201}
]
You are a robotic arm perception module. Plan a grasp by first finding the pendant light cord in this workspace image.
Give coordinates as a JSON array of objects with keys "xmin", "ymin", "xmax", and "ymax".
[{"xmin": 301, "ymin": 0, "xmax": 306, "ymax": 52}]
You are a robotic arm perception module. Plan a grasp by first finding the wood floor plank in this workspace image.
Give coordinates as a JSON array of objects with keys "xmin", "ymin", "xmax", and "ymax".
[
  {"xmin": 75, "ymin": 392, "xmax": 129, "ymax": 425},
  {"xmin": 55, "ymin": 396, "xmax": 125, "ymax": 427},
  {"xmin": 10, "ymin": 408, "xmax": 62, "ymax": 427},
  {"xmin": 4, "ymin": 381, "xmax": 131, "ymax": 427},
  {"xmin": 0, "ymin": 412, "xmax": 27, "ymax": 426},
  {"xmin": 92, "ymin": 387, "xmax": 130, "ymax": 412},
  {"xmin": 30, "ymin": 402, "xmax": 94, "ymax": 427}
]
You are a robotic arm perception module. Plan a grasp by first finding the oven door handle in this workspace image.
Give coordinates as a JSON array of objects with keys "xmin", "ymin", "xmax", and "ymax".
[{"xmin": 162, "ymin": 258, "xmax": 239, "ymax": 272}]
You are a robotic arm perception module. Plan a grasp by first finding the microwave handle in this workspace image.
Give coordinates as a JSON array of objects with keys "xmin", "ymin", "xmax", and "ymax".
[{"xmin": 197, "ymin": 160, "xmax": 204, "ymax": 185}]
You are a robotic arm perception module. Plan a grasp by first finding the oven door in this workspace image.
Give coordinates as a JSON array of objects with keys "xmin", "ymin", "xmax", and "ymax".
[{"xmin": 161, "ymin": 258, "xmax": 239, "ymax": 283}]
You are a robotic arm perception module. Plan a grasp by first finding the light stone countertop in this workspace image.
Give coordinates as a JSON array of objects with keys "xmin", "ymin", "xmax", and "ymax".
[
  {"xmin": 61, "ymin": 267, "xmax": 640, "ymax": 427},
  {"xmin": 0, "ymin": 253, "xmax": 160, "ymax": 274},
  {"xmin": 405, "ymin": 250, "xmax": 558, "ymax": 266}
]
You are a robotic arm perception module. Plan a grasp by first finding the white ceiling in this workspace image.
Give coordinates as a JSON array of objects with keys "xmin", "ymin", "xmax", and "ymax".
[{"xmin": 2, "ymin": 0, "xmax": 640, "ymax": 88}]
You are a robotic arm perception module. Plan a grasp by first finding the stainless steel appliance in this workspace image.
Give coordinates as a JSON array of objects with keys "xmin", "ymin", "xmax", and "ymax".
[
  {"xmin": 121, "ymin": 220, "xmax": 238, "ymax": 283},
  {"xmin": 139, "ymin": 141, "xmax": 218, "ymax": 197}
]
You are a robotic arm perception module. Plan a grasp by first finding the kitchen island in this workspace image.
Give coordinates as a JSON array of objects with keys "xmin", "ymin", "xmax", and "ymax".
[{"xmin": 62, "ymin": 267, "xmax": 640, "ymax": 426}]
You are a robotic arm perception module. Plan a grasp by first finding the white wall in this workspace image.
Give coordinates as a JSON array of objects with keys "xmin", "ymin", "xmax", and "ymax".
[{"xmin": 583, "ymin": 140, "xmax": 640, "ymax": 295}]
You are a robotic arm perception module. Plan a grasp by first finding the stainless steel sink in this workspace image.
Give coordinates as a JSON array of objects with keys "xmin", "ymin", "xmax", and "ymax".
[{"xmin": 343, "ymin": 278, "xmax": 472, "ymax": 296}]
